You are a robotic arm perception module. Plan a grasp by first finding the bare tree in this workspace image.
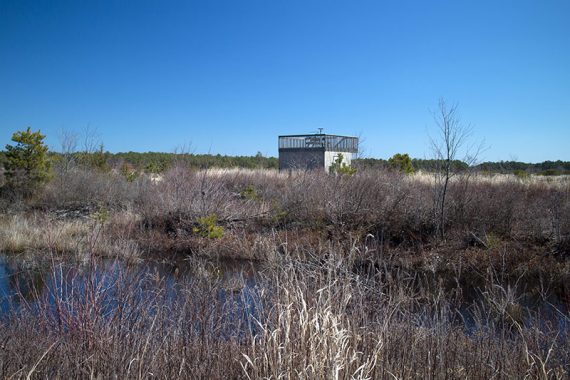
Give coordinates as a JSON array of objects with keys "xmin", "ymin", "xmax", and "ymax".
[
  {"xmin": 82, "ymin": 124, "xmax": 102, "ymax": 154},
  {"xmin": 58, "ymin": 129, "xmax": 78, "ymax": 174},
  {"xmin": 430, "ymin": 98, "xmax": 484, "ymax": 240}
]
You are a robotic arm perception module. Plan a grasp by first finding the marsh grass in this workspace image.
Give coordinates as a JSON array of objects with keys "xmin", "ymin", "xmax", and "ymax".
[
  {"xmin": 0, "ymin": 213, "xmax": 141, "ymax": 262},
  {"xmin": 0, "ymin": 250, "xmax": 568, "ymax": 379},
  {"xmin": 0, "ymin": 215, "xmax": 88, "ymax": 255}
]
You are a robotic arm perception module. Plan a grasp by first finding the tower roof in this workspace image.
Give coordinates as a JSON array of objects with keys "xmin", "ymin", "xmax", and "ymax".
[{"xmin": 278, "ymin": 134, "xmax": 358, "ymax": 153}]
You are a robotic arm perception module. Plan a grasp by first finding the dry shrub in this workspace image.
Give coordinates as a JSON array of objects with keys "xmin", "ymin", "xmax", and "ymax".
[
  {"xmin": 138, "ymin": 165, "xmax": 270, "ymax": 232},
  {"xmin": 3, "ymin": 167, "xmax": 569, "ymax": 263},
  {"xmin": 41, "ymin": 167, "xmax": 139, "ymax": 210}
]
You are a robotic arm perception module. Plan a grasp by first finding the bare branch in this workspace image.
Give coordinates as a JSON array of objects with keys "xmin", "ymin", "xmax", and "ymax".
[{"xmin": 429, "ymin": 98, "xmax": 485, "ymax": 240}]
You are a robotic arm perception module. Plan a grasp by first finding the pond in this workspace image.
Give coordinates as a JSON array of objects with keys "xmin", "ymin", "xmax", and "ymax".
[{"xmin": 0, "ymin": 254, "xmax": 264, "ymax": 340}]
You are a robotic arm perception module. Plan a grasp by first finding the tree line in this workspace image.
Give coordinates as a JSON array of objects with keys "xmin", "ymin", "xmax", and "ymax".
[
  {"xmin": 1, "ymin": 123, "xmax": 569, "ymax": 202},
  {"xmin": 356, "ymin": 157, "xmax": 570, "ymax": 175},
  {"xmin": 1, "ymin": 131, "xmax": 568, "ymax": 180}
]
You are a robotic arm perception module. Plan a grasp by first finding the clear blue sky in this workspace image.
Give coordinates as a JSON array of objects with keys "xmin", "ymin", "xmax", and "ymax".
[{"xmin": 1, "ymin": 0, "xmax": 569, "ymax": 162}]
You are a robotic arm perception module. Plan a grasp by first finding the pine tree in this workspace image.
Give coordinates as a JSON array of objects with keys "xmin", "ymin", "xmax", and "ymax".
[{"xmin": 4, "ymin": 127, "xmax": 51, "ymax": 196}]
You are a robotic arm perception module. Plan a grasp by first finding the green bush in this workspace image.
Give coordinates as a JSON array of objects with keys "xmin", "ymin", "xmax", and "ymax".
[
  {"xmin": 193, "ymin": 215, "xmax": 224, "ymax": 239},
  {"xmin": 240, "ymin": 185, "xmax": 259, "ymax": 200},
  {"xmin": 388, "ymin": 153, "xmax": 415, "ymax": 174},
  {"xmin": 145, "ymin": 161, "xmax": 167, "ymax": 174},
  {"xmin": 330, "ymin": 153, "xmax": 357, "ymax": 175}
]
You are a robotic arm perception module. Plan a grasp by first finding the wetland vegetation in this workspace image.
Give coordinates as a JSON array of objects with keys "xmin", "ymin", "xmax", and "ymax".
[{"xmin": 0, "ymin": 156, "xmax": 569, "ymax": 378}]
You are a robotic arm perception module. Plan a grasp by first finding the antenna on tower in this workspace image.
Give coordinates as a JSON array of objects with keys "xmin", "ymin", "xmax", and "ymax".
[{"xmin": 317, "ymin": 128, "xmax": 324, "ymax": 134}]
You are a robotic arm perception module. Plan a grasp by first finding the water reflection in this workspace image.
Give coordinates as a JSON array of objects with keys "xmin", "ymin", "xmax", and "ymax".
[
  {"xmin": 0, "ymin": 256, "xmax": 48, "ymax": 312},
  {"xmin": 0, "ymin": 254, "xmax": 261, "ymax": 321}
]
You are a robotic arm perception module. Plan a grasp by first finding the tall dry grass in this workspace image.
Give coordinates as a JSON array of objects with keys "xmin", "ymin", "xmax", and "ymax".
[
  {"xmin": 0, "ymin": 213, "xmax": 141, "ymax": 262},
  {"xmin": 0, "ymin": 249, "xmax": 567, "ymax": 379}
]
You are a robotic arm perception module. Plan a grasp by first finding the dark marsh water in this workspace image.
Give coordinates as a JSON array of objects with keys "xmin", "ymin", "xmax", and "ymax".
[{"xmin": 0, "ymin": 254, "xmax": 262, "ymax": 330}]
